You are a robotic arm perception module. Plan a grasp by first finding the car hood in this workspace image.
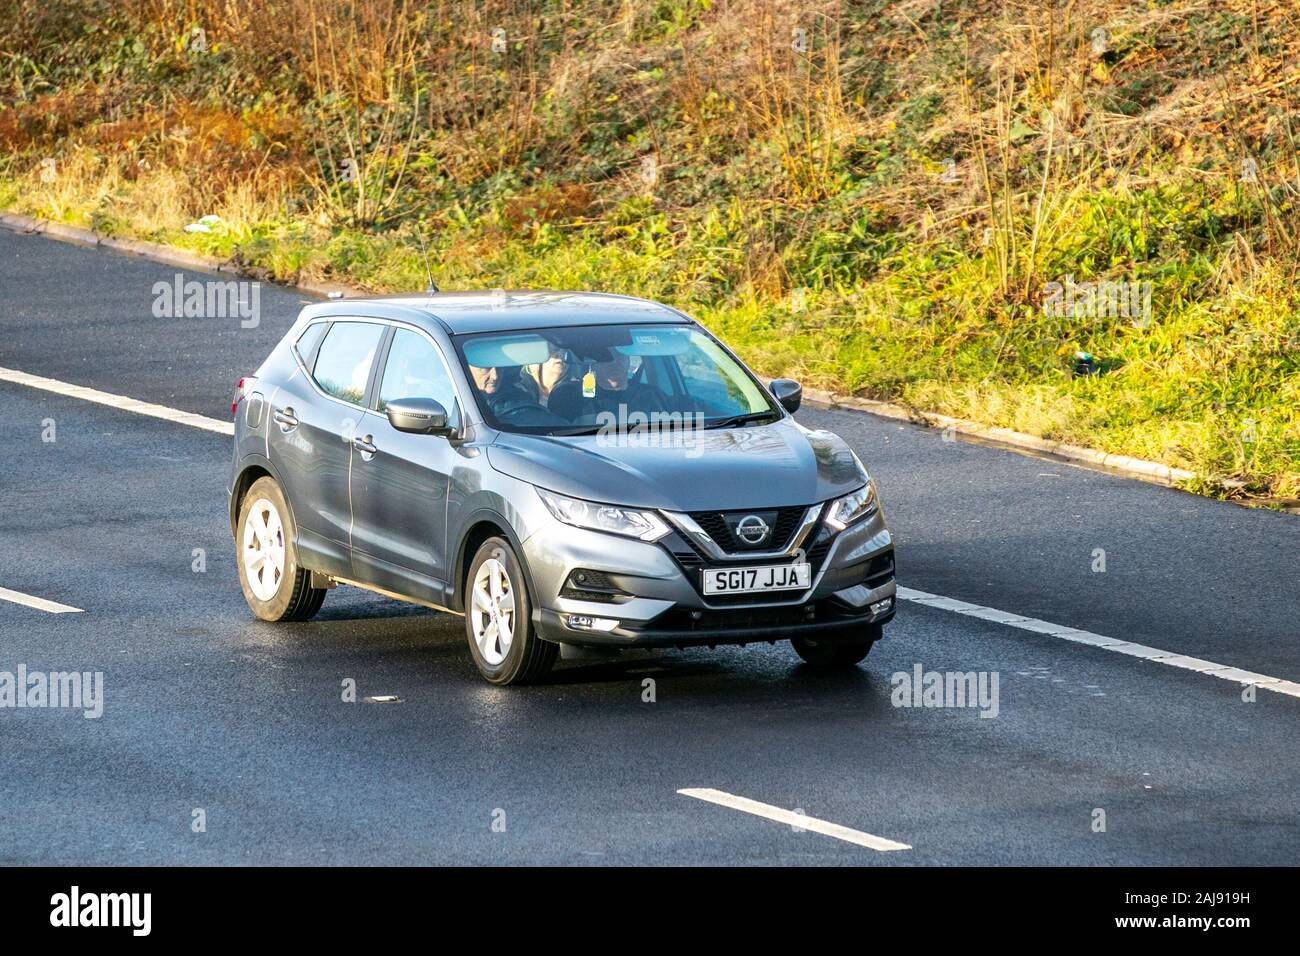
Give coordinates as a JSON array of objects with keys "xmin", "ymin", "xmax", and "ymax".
[{"xmin": 485, "ymin": 418, "xmax": 867, "ymax": 511}]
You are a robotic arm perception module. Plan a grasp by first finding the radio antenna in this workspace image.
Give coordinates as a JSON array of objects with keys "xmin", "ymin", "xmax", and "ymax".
[{"xmin": 415, "ymin": 226, "xmax": 438, "ymax": 295}]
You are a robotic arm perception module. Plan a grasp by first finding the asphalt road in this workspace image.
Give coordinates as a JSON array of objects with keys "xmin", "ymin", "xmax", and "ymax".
[{"xmin": 0, "ymin": 226, "xmax": 1297, "ymax": 865}]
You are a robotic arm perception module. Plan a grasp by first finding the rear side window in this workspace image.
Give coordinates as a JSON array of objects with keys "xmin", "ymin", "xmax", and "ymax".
[
  {"xmin": 294, "ymin": 322, "xmax": 328, "ymax": 365},
  {"xmin": 377, "ymin": 328, "xmax": 460, "ymax": 426},
  {"xmin": 312, "ymin": 321, "xmax": 385, "ymax": 405}
]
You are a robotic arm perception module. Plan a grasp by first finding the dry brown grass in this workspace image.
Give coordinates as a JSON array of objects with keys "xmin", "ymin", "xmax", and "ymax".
[{"xmin": 2, "ymin": 0, "xmax": 1297, "ymax": 494}]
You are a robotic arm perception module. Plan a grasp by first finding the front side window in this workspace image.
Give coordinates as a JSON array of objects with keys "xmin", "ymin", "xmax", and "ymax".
[
  {"xmin": 312, "ymin": 321, "xmax": 384, "ymax": 405},
  {"xmin": 377, "ymin": 328, "xmax": 460, "ymax": 427},
  {"xmin": 453, "ymin": 323, "xmax": 777, "ymax": 434}
]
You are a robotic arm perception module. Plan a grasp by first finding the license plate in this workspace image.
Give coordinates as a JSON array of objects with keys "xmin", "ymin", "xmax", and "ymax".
[{"xmin": 701, "ymin": 562, "xmax": 811, "ymax": 595}]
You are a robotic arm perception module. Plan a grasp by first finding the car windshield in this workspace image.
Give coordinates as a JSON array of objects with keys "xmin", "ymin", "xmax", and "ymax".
[{"xmin": 452, "ymin": 323, "xmax": 779, "ymax": 435}]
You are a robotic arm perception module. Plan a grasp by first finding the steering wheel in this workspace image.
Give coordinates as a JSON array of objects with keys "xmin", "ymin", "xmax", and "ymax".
[{"xmin": 494, "ymin": 399, "xmax": 555, "ymax": 424}]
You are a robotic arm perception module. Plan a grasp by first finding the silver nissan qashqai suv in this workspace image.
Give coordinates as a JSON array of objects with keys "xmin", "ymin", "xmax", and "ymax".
[{"xmin": 229, "ymin": 291, "xmax": 896, "ymax": 684}]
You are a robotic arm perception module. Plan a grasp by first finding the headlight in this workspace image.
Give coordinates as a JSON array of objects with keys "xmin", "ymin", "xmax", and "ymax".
[
  {"xmin": 825, "ymin": 481, "xmax": 878, "ymax": 530},
  {"xmin": 536, "ymin": 488, "xmax": 670, "ymax": 541}
]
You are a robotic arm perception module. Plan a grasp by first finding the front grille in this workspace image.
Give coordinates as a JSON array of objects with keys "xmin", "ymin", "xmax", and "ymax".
[
  {"xmin": 633, "ymin": 598, "xmax": 869, "ymax": 635},
  {"xmin": 657, "ymin": 525, "xmax": 839, "ymax": 607},
  {"xmin": 688, "ymin": 506, "xmax": 807, "ymax": 553},
  {"xmin": 662, "ymin": 532, "xmax": 706, "ymax": 571},
  {"xmin": 805, "ymin": 532, "xmax": 833, "ymax": 568}
]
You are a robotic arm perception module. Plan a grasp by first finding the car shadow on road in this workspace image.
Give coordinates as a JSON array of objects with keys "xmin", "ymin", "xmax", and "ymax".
[
  {"xmin": 242, "ymin": 597, "xmax": 896, "ymax": 714},
  {"xmin": 544, "ymin": 648, "xmax": 895, "ymax": 713}
]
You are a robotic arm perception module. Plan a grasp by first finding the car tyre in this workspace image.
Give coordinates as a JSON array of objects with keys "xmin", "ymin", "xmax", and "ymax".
[
  {"xmin": 791, "ymin": 625, "xmax": 881, "ymax": 667},
  {"xmin": 464, "ymin": 536, "xmax": 557, "ymax": 685},
  {"xmin": 236, "ymin": 477, "xmax": 326, "ymax": 622}
]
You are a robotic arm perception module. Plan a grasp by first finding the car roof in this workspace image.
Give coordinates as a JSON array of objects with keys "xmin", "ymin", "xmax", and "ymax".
[{"xmin": 307, "ymin": 290, "xmax": 693, "ymax": 335}]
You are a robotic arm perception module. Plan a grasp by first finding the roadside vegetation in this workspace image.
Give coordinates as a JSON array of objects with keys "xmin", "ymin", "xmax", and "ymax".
[{"xmin": 1, "ymin": 0, "xmax": 1297, "ymax": 499}]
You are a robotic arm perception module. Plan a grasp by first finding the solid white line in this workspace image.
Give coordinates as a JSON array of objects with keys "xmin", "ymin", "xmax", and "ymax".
[
  {"xmin": 677, "ymin": 788, "xmax": 911, "ymax": 852},
  {"xmin": 0, "ymin": 586, "xmax": 83, "ymax": 614},
  {"xmin": 0, "ymin": 366, "xmax": 234, "ymax": 436},
  {"xmin": 895, "ymin": 587, "xmax": 1300, "ymax": 699}
]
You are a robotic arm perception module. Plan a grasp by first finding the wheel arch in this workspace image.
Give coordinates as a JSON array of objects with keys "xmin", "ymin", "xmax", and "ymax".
[
  {"xmin": 451, "ymin": 509, "xmax": 539, "ymax": 616},
  {"xmin": 230, "ymin": 455, "xmax": 290, "ymax": 538}
]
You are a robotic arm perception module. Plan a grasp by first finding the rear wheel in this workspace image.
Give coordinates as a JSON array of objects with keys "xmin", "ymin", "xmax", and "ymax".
[
  {"xmin": 464, "ymin": 537, "xmax": 557, "ymax": 685},
  {"xmin": 236, "ymin": 477, "xmax": 326, "ymax": 622},
  {"xmin": 791, "ymin": 624, "xmax": 881, "ymax": 667}
]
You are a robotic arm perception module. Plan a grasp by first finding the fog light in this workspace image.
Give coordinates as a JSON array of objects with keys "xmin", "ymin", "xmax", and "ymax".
[
  {"xmin": 566, "ymin": 614, "xmax": 619, "ymax": 632},
  {"xmin": 870, "ymin": 597, "xmax": 893, "ymax": 616}
]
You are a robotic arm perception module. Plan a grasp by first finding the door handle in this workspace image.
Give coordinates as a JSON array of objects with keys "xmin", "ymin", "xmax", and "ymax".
[
  {"xmin": 352, "ymin": 435, "xmax": 378, "ymax": 455},
  {"xmin": 273, "ymin": 407, "xmax": 299, "ymax": 428}
]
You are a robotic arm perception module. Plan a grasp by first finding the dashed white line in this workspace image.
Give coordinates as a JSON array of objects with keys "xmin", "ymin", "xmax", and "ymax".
[
  {"xmin": 0, "ymin": 586, "xmax": 83, "ymax": 614},
  {"xmin": 0, "ymin": 366, "xmax": 233, "ymax": 435},
  {"xmin": 896, "ymin": 587, "xmax": 1300, "ymax": 699},
  {"xmin": 678, "ymin": 788, "xmax": 911, "ymax": 852}
]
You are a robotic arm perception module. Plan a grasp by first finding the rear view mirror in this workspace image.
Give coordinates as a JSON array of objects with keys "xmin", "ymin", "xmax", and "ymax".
[
  {"xmin": 386, "ymin": 397, "xmax": 452, "ymax": 436},
  {"xmin": 769, "ymin": 379, "xmax": 802, "ymax": 414}
]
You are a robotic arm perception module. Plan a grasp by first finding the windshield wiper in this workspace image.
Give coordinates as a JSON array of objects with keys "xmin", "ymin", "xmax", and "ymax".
[
  {"xmin": 702, "ymin": 411, "xmax": 780, "ymax": 430},
  {"xmin": 546, "ymin": 425, "xmax": 604, "ymax": 436}
]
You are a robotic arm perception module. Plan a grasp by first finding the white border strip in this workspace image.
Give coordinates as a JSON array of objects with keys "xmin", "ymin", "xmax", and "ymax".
[
  {"xmin": 0, "ymin": 586, "xmax": 82, "ymax": 614},
  {"xmin": 678, "ymin": 788, "xmax": 911, "ymax": 851},
  {"xmin": 0, "ymin": 367, "xmax": 234, "ymax": 436},
  {"xmin": 801, "ymin": 388, "xmax": 1204, "ymax": 487},
  {"xmin": 896, "ymin": 587, "xmax": 1300, "ymax": 698}
]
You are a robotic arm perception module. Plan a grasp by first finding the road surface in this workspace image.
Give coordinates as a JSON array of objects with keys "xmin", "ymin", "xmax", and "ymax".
[{"xmin": 1, "ymin": 226, "xmax": 1297, "ymax": 865}]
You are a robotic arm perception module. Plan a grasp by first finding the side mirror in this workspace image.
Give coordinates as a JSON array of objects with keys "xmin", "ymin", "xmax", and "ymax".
[
  {"xmin": 386, "ymin": 397, "xmax": 452, "ymax": 436},
  {"xmin": 769, "ymin": 378, "xmax": 802, "ymax": 414}
]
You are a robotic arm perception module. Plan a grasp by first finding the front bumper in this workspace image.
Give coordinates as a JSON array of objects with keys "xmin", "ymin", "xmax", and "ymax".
[{"xmin": 521, "ymin": 503, "xmax": 896, "ymax": 648}]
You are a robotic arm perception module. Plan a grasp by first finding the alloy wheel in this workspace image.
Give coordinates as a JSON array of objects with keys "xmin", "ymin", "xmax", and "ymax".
[
  {"xmin": 242, "ymin": 497, "xmax": 286, "ymax": 602},
  {"xmin": 470, "ymin": 557, "xmax": 515, "ymax": 665}
]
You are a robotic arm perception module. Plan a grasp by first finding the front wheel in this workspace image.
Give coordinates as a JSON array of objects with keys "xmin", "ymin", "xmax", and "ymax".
[
  {"xmin": 791, "ymin": 624, "xmax": 881, "ymax": 667},
  {"xmin": 236, "ymin": 477, "xmax": 326, "ymax": 622},
  {"xmin": 464, "ymin": 537, "xmax": 557, "ymax": 685}
]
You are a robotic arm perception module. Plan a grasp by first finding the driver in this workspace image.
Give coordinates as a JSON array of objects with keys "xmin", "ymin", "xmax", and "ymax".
[{"xmin": 468, "ymin": 364, "xmax": 535, "ymax": 413}]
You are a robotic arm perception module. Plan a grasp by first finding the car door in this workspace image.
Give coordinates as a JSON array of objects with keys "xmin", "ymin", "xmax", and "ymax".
[
  {"xmin": 267, "ymin": 319, "xmax": 385, "ymax": 576},
  {"xmin": 348, "ymin": 325, "xmax": 462, "ymax": 606}
]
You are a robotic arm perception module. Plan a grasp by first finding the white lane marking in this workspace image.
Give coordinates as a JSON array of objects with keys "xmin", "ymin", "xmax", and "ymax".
[
  {"xmin": 0, "ymin": 367, "xmax": 233, "ymax": 436},
  {"xmin": 7, "ymin": 364, "xmax": 1293, "ymax": 700},
  {"xmin": 677, "ymin": 788, "xmax": 911, "ymax": 852},
  {"xmin": 896, "ymin": 587, "xmax": 1300, "ymax": 699},
  {"xmin": 0, "ymin": 586, "xmax": 83, "ymax": 614}
]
